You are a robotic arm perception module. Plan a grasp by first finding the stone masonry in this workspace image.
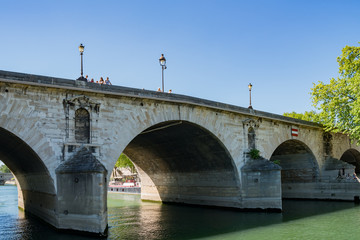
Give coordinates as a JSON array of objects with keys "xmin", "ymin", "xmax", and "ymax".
[{"xmin": 1, "ymin": 70, "xmax": 360, "ymax": 235}]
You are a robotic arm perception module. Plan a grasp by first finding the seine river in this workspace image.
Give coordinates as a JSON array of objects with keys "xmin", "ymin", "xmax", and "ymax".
[{"xmin": 2, "ymin": 185, "xmax": 360, "ymax": 239}]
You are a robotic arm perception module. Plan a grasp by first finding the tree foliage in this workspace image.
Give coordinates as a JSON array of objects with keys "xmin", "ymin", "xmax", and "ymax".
[
  {"xmin": 283, "ymin": 111, "xmax": 321, "ymax": 123},
  {"xmin": 311, "ymin": 43, "xmax": 360, "ymax": 141},
  {"xmin": 115, "ymin": 153, "xmax": 136, "ymax": 173},
  {"xmin": 0, "ymin": 165, "xmax": 10, "ymax": 173}
]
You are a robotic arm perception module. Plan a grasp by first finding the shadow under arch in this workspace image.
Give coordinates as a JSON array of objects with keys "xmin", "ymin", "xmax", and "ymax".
[
  {"xmin": 270, "ymin": 139, "xmax": 319, "ymax": 197},
  {"xmin": 0, "ymin": 127, "xmax": 56, "ymax": 220},
  {"xmin": 122, "ymin": 120, "xmax": 241, "ymax": 208},
  {"xmin": 340, "ymin": 149, "xmax": 360, "ymax": 173}
]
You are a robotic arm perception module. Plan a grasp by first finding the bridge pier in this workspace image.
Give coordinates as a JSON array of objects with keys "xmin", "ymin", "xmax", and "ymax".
[
  {"xmin": 281, "ymin": 157, "xmax": 360, "ymax": 201},
  {"xmin": 241, "ymin": 156, "xmax": 282, "ymax": 210},
  {"xmin": 55, "ymin": 147, "xmax": 108, "ymax": 236}
]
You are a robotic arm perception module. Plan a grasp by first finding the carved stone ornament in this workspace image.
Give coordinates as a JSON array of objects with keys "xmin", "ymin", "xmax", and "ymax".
[
  {"xmin": 63, "ymin": 95, "xmax": 100, "ymax": 113},
  {"xmin": 242, "ymin": 118, "xmax": 260, "ymax": 129}
]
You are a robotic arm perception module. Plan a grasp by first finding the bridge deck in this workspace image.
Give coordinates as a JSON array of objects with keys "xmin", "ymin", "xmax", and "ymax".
[{"xmin": 0, "ymin": 69, "xmax": 320, "ymax": 128}]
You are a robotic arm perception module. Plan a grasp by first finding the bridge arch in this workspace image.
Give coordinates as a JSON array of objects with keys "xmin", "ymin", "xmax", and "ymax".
[
  {"xmin": 340, "ymin": 149, "xmax": 360, "ymax": 174},
  {"xmin": 269, "ymin": 139, "xmax": 320, "ymax": 184},
  {"xmin": 117, "ymin": 120, "xmax": 241, "ymax": 208},
  {"xmin": 0, "ymin": 127, "xmax": 56, "ymax": 222}
]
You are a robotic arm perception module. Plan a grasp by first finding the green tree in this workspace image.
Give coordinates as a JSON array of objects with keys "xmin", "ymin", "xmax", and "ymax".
[
  {"xmin": 283, "ymin": 110, "xmax": 321, "ymax": 123},
  {"xmin": 311, "ymin": 43, "xmax": 360, "ymax": 141},
  {"xmin": 115, "ymin": 153, "xmax": 136, "ymax": 173},
  {"xmin": 0, "ymin": 165, "xmax": 10, "ymax": 173}
]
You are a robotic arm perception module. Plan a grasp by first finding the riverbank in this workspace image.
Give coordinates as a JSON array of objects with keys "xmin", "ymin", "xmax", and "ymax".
[
  {"xmin": 5, "ymin": 180, "xmax": 16, "ymax": 185},
  {"xmin": 0, "ymin": 180, "xmax": 15, "ymax": 186}
]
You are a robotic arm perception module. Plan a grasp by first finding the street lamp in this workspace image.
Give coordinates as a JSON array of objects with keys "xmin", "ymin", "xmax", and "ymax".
[
  {"xmin": 159, "ymin": 54, "xmax": 167, "ymax": 92},
  {"xmin": 248, "ymin": 83, "xmax": 253, "ymax": 109},
  {"xmin": 77, "ymin": 43, "xmax": 86, "ymax": 81}
]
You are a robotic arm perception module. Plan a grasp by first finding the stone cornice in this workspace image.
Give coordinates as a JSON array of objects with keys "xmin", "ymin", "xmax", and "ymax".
[{"xmin": 0, "ymin": 69, "xmax": 322, "ymax": 129}]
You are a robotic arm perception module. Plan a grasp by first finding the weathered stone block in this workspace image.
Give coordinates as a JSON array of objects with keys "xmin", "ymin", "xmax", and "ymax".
[
  {"xmin": 55, "ymin": 147, "xmax": 108, "ymax": 235},
  {"xmin": 241, "ymin": 158, "xmax": 282, "ymax": 210}
]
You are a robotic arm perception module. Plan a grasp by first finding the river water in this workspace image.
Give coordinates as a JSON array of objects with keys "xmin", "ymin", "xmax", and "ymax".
[{"xmin": 1, "ymin": 185, "xmax": 360, "ymax": 239}]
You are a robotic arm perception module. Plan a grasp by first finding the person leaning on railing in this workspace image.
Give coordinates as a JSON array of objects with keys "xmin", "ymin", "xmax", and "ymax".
[{"xmin": 105, "ymin": 77, "xmax": 112, "ymax": 85}]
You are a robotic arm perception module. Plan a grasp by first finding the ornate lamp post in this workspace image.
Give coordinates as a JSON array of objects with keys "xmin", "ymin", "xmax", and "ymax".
[
  {"xmin": 159, "ymin": 54, "xmax": 167, "ymax": 92},
  {"xmin": 248, "ymin": 83, "xmax": 253, "ymax": 109},
  {"xmin": 77, "ymin": 44, "xmax": 86, "ymax": 81}
]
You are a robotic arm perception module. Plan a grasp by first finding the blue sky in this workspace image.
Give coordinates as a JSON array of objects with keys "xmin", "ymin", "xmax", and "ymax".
[{"xmin": 1, "ymin": 0, "xmax": 360, "ymax": 115}]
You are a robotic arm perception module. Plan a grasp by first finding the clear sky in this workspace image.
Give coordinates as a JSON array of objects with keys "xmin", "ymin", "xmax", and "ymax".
[{"xmin": 1, "ymin": 0, "xmax": 360, "ymax": 115}]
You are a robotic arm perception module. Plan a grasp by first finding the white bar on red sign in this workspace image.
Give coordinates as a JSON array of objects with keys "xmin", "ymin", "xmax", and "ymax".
[{"xmin": 291, "ymin": 128, "xmax": 298, "ymax": 136}]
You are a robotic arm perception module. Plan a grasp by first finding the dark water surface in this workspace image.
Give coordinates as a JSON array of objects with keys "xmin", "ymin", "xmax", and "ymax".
[{"xmin": 1, "ymin": 185, "xmax": 360, "ymax": 239}]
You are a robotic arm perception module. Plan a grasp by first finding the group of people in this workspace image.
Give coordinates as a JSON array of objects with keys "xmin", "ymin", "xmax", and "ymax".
[
  {"xmin": 83, "ymin": 75, "xmax": 175, "ymax": 92},
  {"xmin": 157, "ymin": 88, "xmax": 172, "ymax": 93},
  {"xmin": 337, "ymin": 169, "xmax": 359, "ymax": 182},
  {"xmin": 85, "ymin": 75, "xmax": 112, "ymax": 85}
]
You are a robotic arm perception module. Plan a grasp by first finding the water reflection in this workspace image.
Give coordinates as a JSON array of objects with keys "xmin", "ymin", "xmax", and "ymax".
[
  {"xmin": 108, "ymin": 195, "xmax": 164, "ymax": 240},
  {"xmin": 2, "ymin": 186, "xmax": 360, "ymax": 239},
  {"xmin": 106, "ymin": 194, "xmax": 360, "ymax": 240},
  {"xmin": 108, "ymin": 194, "xmax": 284, "ymax": 240},
  {"xmin": 282, "ymin": 199, "xmax": 359, "ymax": 221}
]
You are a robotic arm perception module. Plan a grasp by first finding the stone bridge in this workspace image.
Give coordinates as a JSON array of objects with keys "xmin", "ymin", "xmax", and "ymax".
[
  {"xmin": 1, "ymin": 70, "xmax": 360, "ymax": 235},
  {"xmin": 0, "ymin": 172, "xmax": 13, "ymax": 185}
]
